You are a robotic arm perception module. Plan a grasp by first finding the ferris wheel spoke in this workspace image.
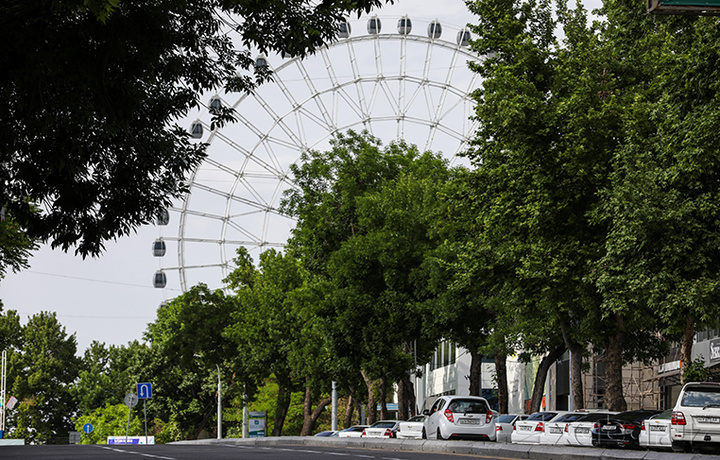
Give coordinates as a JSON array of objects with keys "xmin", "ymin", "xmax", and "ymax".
[{"xmin": 167, "ymin": 15, "xmax": 482, "ymax": 294}]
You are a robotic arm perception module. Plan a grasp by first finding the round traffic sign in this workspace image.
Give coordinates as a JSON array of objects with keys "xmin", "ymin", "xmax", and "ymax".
[
  {"xmin": 83, "ymin": 423, "xmax": 93, "ymax": 434},
  {"xmin": 124, "ymin": 393, "xmax": 139, "ymax": 408}
]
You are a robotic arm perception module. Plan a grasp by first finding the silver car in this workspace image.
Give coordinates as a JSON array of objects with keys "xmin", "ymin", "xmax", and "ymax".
[
  {"xmin": 495, "ymin": 414, "xmax": 528, "ymax": 443},
  {"xmin": 396, "ymin": 415, "xmax": 427, "ymax": 439},
  {"xmin": 423, "ymin": 395, "xmax": 496, "ymax": 441}
]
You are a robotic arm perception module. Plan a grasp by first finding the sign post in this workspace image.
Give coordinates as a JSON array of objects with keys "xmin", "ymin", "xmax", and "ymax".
[
  {"xmin": 124, "ymin": 393, "xmax": 138, "ymax": 445},
  {"xmin": 137, "ymin": 383, "xmax": 152, "ymax": 446},
  {"xmin": 83, "ymin": 423, "xmax": 93, "ymax": 444}
]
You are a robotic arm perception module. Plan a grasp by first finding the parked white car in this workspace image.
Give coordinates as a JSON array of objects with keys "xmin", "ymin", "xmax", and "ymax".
[
  {"xmin": 671, "ymin": 382, "xmax": 720, "ymax": 453},
  {"xmin": 565, "ymin": 412, "xmax": 617, "ymax": 447},
  {"xmin": 396, "ymin": 415, "xmax": 426, "ymax": 439},
  {"xmin": 640, "ymin": 409, "xmax": 672, "ymax": 450},
  {"xmin": 336, "ymin": 425, "xmax": 368, "ymax": 438},
  {"xmin": 511, "ymin": 411, "xmax": 569, "ymax": 445},
  {"xmin": 423, "ymin": 395, "xmax": 496, "ymax": 441},
  {"xmin": 495, "ymin": 414, "xmax": 528, "ymax": 443},
  {"xmin": 362, "ymin": 420, "xmax": 401, "ymax": 438},
  {"xmin": 539, "ymin": 412, "xmax": 588, "ymax": 446}
]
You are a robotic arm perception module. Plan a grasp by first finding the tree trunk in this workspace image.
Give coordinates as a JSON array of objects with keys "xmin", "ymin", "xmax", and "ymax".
[
  {"xmin": 529, "ymin": 344, "xmax": 566, "ymax": 413},
  {"xmin": 379, "ymin": 376, "xmax": 388, "ymax": 420},
  {"xmin": 561, "ymin": 321, "xmax": 585, "ymax": 410},
  {"xmin": 344, "ymin": 394, "xmax": 355, "ymax": 428},
  {"xmin": 570, "ymin": 345, "xmax": 584, "ymax": 410},
  {"xmin": 300, "ymin": 385, "xmax": 333, "ymax": 436},
  {"xmin": 395, "ymin": 375, "xmax": 416, "ymax": 420},
  {"xmin": 468, "ymin": 347, "xmax": 482, "ymax": 396},
  {"xmin": 604, "ymin": 313, "xmax": 627, "ymax": 412},
  {"xmin": 680, "ymin": 317, "xmax": 695, "ymax": 385},
  {"xmin": 361, "ymin": 370, "xmax": 379, "ymax": 425},
  {"xmin": 494, "ymin": 352, "xmax": 508, "ymax": 414},
  {"xmin": 397, "ymin": 378, "xmax": 407, "ymax": 421},
  {"xmin": 405, "ymin": 375, "xmax": 416, "ymax": 417},
  {"xmin": 272, "ymin": 384, "xmax": 292, "ymax": 436}
]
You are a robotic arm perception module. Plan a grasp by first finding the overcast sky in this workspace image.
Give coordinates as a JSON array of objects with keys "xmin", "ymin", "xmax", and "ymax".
[{"xmin": 0, "ymin": 0, "xmax": 600, "ymax": 355}]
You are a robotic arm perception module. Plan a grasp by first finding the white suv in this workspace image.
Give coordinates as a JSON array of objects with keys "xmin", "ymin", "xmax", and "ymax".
[
  {"xmin": 671, "ymin": 382, "xmax": 720, "ymax": 452},
  {"xmin": 423, "ymin": 395, "xmax": 496, "ymax": 441}
]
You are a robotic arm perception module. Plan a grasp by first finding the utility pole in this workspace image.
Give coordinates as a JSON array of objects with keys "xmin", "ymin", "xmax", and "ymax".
[{"xmin": 1, "ymin": 350, "xmax": 6, "ymax": 439}]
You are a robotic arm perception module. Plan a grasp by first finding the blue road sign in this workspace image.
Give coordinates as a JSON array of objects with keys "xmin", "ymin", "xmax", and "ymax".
[
  {"xmin": 83, "ymin": 423, "xmax": 93, "ymax": 434},
  {"xmin": 137, "ymin": 382, "xmax": 153, "ymax": 399}
]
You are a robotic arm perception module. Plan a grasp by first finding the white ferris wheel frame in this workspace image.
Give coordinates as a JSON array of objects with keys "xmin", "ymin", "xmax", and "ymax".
[{"xmin": 160, "ymin": 16, "xmax": 483, "ymax": 292}]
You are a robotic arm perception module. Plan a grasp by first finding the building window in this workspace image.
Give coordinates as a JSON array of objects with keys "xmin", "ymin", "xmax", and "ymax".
[{"xmin": 430, "ymin": 341, "xmax": 456, "ymax": 371}]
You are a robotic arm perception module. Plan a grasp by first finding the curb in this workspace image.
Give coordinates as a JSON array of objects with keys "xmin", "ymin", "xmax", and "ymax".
[{"xmin": 173, "ymin": 436, "xmax": 720, "ymax": 459}]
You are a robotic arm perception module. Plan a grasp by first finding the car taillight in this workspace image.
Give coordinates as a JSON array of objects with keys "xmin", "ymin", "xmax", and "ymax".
[
  {"xmin": 444, "ymin": 409, "xmax": 455, "ymax": 423},
  {"xmin": 535, "ymin": 422, "xmax": 545, "ymax": 432},
  {"xmin": 564, "ymin": 423, "xmax": 569, "ymax": 432},
  {"xmin": 486, "ymin": 411, "xmax": 493, "ymax": 424},
  {"xmin": 672, "ymin": 411, "xmax": 687, "ymax": 425},
  {"xmin": 620, "ymin": 423, "xmax": 637, "ymax": 430},
  {"xmin": 362, "ymin": 429, "xmax": 367, "ymax": 436},
  {"xmin": 513, "ymin": 424, "xmax": 517, "ymax": 430},
  {"xmin": 496, "ymin": 425, "xmax": 502, "ymax": 431},
  {"xmin": 384, "ymin": 429, "xmax": 393, "ymax": 437},
  {"xmin": 640, "ymin": 423, "xmax": 646, "ymax": 431}
]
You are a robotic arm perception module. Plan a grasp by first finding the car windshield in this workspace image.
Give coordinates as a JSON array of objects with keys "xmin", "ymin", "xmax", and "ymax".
[
  {"xmin": 407, "ymin": 415, "xmax": 425, "ymax": 422},
  {"xmin": 554, "ymin": 413, "xmax": 585, "ymax": 423},
  {"xmin": 527, "ymin": 412, "xmax": 557, "ymax": 421},
  {"xmin": 447, "ymin": 399, "xmax": 489, "ymax": 414},
  {"xmin": 650, "ymin": 410, "xmax": 673, "ymax": 420},
  {"xmin": 681, "ymin": 387, "xmax": 720, "ymax": 408},
  {"xmin": 497, "ymin": 415, "xmax": 517, "ymax": 423},
  {"xmin": 371, "ymin": 421, "xmax": 397, "ymax": 428},
  {"xmin": 578, "ymin": 413, "xmax": 615, "ymax": 422},
  {"xmin": 616, "ymin": 410, "xmax": 659, "ymax": 422}
]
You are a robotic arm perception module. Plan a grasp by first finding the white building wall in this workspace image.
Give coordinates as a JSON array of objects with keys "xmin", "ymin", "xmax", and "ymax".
[{"xmin": 419, "ymin": 344, "xmax": 528, "ymax": 414}]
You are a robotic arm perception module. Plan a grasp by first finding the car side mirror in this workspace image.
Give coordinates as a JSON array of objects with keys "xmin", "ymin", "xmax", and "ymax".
[{"xmin": 423, "ymin": 409, "xmax": 430, "ymax": 416}]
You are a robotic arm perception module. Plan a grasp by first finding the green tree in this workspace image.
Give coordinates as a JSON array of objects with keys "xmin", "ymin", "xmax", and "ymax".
[
  {"xmin": 7, "ymin": 312, "xmax": 81, "ymax": 444},
  {"xmin": 140, "ymin": 284, "xmax": 237, "ymax": 439},
  {"xmin": 72, "ymin": 341, "xmax": 144, "ymax": 416},
  {"xmin": 225, "ymin": 248, "xmax": 333, "ymax": 436},
  {"xmin": 464, "ymin": 0, "xmax": 668, "ymax": 411},
  {"xmin": 74, "ymin": 403, "xmax": 143, "ymax": 444},
  {"xmin": 0, "ymin": 0, "xmax": 393, "ymax": 256},
  {"xmin": 282, "ymin": 130, "xmax": 449, "ymax": 422},
  {"xmin": 594, "ymin": 0, "xmax": 720, "ymax": 385},
  {"xmin": 0, "ymin": 211, "xmax": 38, "ymax": 280}
]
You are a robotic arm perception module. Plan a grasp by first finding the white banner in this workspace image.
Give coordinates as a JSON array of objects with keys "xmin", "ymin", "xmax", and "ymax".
[{"xmin": 6, "ymin": 396, "xmax": 17, "ymax": 410}]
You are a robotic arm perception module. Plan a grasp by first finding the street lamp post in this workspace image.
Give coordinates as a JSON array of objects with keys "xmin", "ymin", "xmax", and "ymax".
[{"xmin": 216, "ymin": 364, "xmax": 222, "ymax": 440}]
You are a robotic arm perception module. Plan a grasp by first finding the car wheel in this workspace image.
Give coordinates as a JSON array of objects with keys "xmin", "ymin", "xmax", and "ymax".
[
  {"xmin": 672, "ymin": 441, "xmax": 691, "ymax": 453},
  {"xmin": 437, "ymin": 428, "xmax": 445, "ymax": 440}
]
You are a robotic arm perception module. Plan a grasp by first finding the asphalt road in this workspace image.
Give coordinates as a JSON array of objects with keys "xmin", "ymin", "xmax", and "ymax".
[
  {"xmin": 0, "ymin": 443, "xmax": 517, "ymax": 460},
  {"xmin": 2, "ymin": 437, "xmax": 718, "ymax": 460}
]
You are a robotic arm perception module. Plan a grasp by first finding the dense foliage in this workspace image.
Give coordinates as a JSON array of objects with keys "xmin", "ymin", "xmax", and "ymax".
[
  {"xmin": 3, "ymin": 0, "xmax": 720, "ymax": 443},
  {"xmin": 0, "ymin": 0, "xmax": 393, "ymax": 257}
]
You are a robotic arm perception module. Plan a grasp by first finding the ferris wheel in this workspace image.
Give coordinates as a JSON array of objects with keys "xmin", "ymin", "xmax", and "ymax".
[{"xmin": 152, "ymin": 14, "xmax": 483, "ymax": 293}]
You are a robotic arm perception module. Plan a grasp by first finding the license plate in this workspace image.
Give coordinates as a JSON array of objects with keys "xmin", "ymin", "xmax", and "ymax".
[
  {"xmin": 697, "ymin": 417, "xmax": 720, "ymax": 423},
  {"xmin": 459, "ymin": 418, "xmax": 480, "ymax": 425},
  {"xmin": 650, "ymin": 425, "xmax": 666, "ymax": 432},
  {"xmin": 601, "ymin": 425, "xmax": 616, "ymax": 431},
  {"xmin": 549, "ymin": 427, "xmax": 563, "ymax": 434},
  {"xmin": 519, "ymin": 425, "xmax": 532, "ymax": 431},
  {"xmin": 575, "ymin": 427, "xmax": 589, "ymax": 434}
]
